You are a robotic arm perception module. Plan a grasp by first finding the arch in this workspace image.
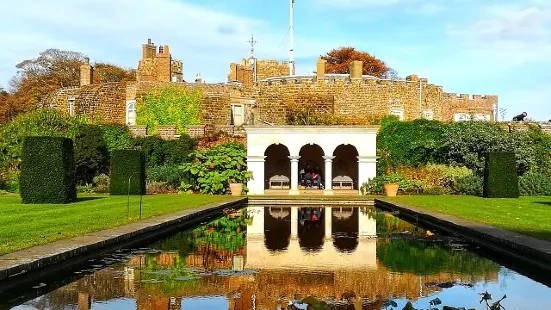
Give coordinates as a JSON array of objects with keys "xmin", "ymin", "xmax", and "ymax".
[
  {"xmin": 264, "ymin": 144, "xmax": 291, "ymax": 190},
  {"xmin": 299, "ymin": 144, "xmax": 325, "ymax": 187},
  {"xmin": 264, "ymin": 207, "xmax": 291, "ymax": 252},
  {"xmin": 126, "ymin": 100, "xmax": 137, "ymax": 125},
  {"xmin": 332, "ymin": 144, "xmax": 359, "ymax": 190},
  {"xmin": 332, "ymin": 207, "xmax": 359, "ymax": 253},
  {"xmin": 298, "ymin": 207, "xmax": 325, "ymax": 252}
]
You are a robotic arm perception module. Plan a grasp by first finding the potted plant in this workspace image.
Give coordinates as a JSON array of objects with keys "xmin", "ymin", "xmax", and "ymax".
[
  {"xmin": 383, "ymin": 173, "xmax": 406, "ymax": 197},
  {"xmin": 227, "ymin": 170, "xmax": 253, "ymax": 196}
]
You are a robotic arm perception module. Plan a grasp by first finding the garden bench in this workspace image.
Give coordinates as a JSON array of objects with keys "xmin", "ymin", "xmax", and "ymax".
[
  {"xmin": 332, "ymin": 175, "xmax": 354, "ymax": 189},
  {"xmin": 269, "ymin": 175, "xmax": 290, "ymax": 189}
]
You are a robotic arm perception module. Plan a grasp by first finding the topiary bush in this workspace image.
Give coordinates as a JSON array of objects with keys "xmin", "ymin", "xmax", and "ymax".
[
  {"xmin": 74, "ymin": 124, "xmax": 109, "ymax": 185},
  {"xmin": 110, "ymin": 150, "xmax": 146, "ymax": 195},
  {"xmin": 519, "ymin": 172, "xmax": 551, "ymax": 196},
  {"xmin": 20, "ymin": 136, "xmax": 77, "ymax": 204},
  {"xmin": 483, "ymin": 152, "xmax": 519, "ymax": 198}
]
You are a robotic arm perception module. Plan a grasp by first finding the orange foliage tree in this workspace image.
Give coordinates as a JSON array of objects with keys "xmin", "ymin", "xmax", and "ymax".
[
  {"xmin": 0, "ymin": 49, "xmax": 135, "ymax": 124},
  {"xmin": 321, "ymin": 47, "xmax": 398, "ymax": 79}
]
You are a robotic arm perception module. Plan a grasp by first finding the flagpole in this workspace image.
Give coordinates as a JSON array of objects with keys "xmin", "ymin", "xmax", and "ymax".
[{"xmin": 289, "ymin": 0, "xmax": 294, "ymax": 76}]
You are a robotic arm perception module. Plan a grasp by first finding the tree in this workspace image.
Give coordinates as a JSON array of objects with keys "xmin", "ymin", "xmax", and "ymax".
[
  {"xmin": 93, "ymin": 62, "xmax": 136, "ymax": 84},
  {"xmin": 2, "ymin": 49, "xmax": 136, "ymax": 123},
  {"xmin": 321, "ymin": 47, "xmax": 394, "ymax": 78}
]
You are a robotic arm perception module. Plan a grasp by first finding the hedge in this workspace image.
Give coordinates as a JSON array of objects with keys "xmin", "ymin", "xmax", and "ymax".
[
  {"xmin": 110, "ymin": 150, "xmax": 146, "ymax": 195},
  {"xmin": 20, "ymin": 136, "xmax": 77, "ymax": 204},
  {"xmin": 483, "ymin": 152, "xmax": 519, "ymax": 198}
]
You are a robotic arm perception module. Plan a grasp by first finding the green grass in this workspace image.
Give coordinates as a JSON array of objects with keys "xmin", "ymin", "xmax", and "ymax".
[
  {"xmin": 0, "ymin": 194, "xmax": 233, "ymax": 255},
  {"xmin": 386, "ymin": 195, "xmax": 551, "ymax": 241}
]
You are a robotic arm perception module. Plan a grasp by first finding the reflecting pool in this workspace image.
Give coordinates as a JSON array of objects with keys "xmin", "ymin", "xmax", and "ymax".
[{"xmin": 3, "ymin": 206, "xmax": 551, "ymax": 310}]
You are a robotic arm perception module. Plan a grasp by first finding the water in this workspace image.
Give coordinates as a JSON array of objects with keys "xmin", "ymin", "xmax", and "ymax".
[{"xmin": 3, "ymin": 206, "xmax": 551, "ymax": 310}]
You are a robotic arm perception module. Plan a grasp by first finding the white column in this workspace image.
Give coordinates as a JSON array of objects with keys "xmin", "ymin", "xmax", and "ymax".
[
  {"xmin": 324, "ymin": 206, "xmax": 332, "ymax": 239},
  {"xmin": 358, "ymin": 207, "xmax": 376, "ymax": 237},
  {"xmin": 291, "ymin": 207, "xmax": 298, "ymax": 238},
  {"xmin": 247, "ymin": 206, "xmax": 264, "ymax": 235},
  {"xmin": 246, "ymin": 156, "xmax": 267, "ymax": 195},
  {"xmin": 289, "ymin": 156, "xmax": 301, "ymax": 195},
  {"xmin": 357, "ymin": 156, "xmax": 377, "ymax": 195},
  {"xmin": 323, "ymin": 156, "xmax": 335, "ymax": 195}
]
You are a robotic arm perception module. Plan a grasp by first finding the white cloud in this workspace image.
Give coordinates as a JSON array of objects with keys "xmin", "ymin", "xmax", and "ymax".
[{"xmin": 0, "ymin": 0, "xmax": 332, "ymax": 86}]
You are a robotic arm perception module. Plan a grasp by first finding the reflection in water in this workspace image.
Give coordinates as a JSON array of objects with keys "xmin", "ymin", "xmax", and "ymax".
[{"xmin": 6, "ymin": 206, "xmax": 551, "ymax": 310}]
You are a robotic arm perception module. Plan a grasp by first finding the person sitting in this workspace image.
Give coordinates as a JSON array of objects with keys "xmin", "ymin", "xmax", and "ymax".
[
  {"xmin": 312, "ymin": 171, "xmax": 322, "ymax": 189},
  {"xmin": 512, "ymin": 112, "xmax": 528, "ymax": 121},
  {"xmin": 303, "ymin": 172, "xmax": 313, "ymax": 188}
]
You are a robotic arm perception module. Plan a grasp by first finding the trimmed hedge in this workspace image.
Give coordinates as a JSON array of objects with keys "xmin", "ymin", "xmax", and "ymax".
[
  {"xmin": 483, "ymin": 152, "xmax": 519, "ymax": 198},
  {"xmin": 110, "ymin": 150, "xmax": 146, "ymax": 195},
  {"xmin": 20, "ymin": 136, "xmax": 77, "ymax": 204}
]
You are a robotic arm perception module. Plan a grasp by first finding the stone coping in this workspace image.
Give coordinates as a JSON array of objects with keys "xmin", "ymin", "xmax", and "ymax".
[
  {"xmin": 248, "ymin": 198, "xmax": 374, "ymax": 206},
  {"xmin": 0, "ymin": 198, "xmax": 247, "ymax": 283},
  {"xmin": 243, "ymin": 125, "xmax": 380, "ymax": 132},
  {"xmin": 375, "ymin": 199, "xmax": 551, "ymax": 271}
]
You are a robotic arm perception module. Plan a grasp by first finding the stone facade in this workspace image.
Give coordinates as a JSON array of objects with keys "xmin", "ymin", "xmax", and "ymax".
[{"xmin": 42, "ymin": 38, "xmax": 500, "ymax": 140}]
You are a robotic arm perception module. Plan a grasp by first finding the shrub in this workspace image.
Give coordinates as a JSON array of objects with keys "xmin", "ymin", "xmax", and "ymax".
[
  {"xmin": 0, "ymin": 109, "xmax": 88, "ymax": 170},
  {"xmin": 396, "ymin": 164, "xmax": 472, "ymax": 193},
  {"xmin": 519, "ymin": 172, "xmax": 551, "ymax": 196},
  {"xmin": 360, "ymin": 173, "xmax": 410, "ymax": 195},
  {"xmin": 0, "ymin": 168, "xmax": 20, "ymax": 193},
  {"xmin": 377, "ymin": 117, "xmax": 446, "ymax": 174},
  {"xmin": 110, "ymin": 150, "xmax": 146, "ymax": 195},
  {"xmin": 20, "ymin": 136, "xmax": 77, "ymax": 204},
  {"xmin": 146, "ymin": 181, "xmax": 176, "ymax": 194},
  {"xmin": 181, "ymin": 142, "xmax": 251, "ymax": 194},
  {"xmin": 163, "ymin": 134, "xmax": 195, "ymax": 165},
  {"xmin": 147, "ymin": 164, "xmax": 191, "ymax": 188},
  {"xmin": 483, "ymin": 152, "xmax": 519, "ymax": 198},
  {"xmin": 132, "ymin": 136, "xmax": 166, "ymax": 167},
  {"xmin": 100, "ymin": 123, "xmax": 134, "ymax": 152},
  {"xmin": 74, "ymin": 124, "xmax": 109, "ymax": 185},
  {"xmin": 453, "ymin": 174, "xmax": 483, "ymax": 196},
  {"xmin": 92, "ymin": 173, "xmax": 110, "ymax": 193}
]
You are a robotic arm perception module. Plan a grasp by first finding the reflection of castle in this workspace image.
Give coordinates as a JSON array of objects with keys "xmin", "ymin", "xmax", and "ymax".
[{"xmin": 47, "ymin": 207, "xmax": 499, "ymax": 310}]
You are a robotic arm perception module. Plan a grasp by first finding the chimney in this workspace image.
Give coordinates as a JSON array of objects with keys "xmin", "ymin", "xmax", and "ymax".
[
  {"xmin": 80, "ymin": 57, "xmax": 93, "ymax": 86},
  {"xmin": 349, "ymin": 61, "xmax": 363, "ymax": 79},
  {"xmin": 316, "ymin": 58, "xmax": 326, "ymax": 80}
]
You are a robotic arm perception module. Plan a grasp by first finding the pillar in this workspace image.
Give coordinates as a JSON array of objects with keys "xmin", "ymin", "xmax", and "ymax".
[
  {"xmin": 357, "ymin": 156, "xmax": 377, "ymax": 195},
  {"xmin": 247, "ymin": 206, "xmax": 264, "ymax": 235},
  {"xmin": 289, "ymin": 156, "xmax": 301, "ymax": 195},
  {"xmin": 246, "ymin": 156, "xmax": 266, "ymax": 195},
  {"xmin": 359, "ymin": 207, "xmax": 376, "ymax": 237},
  {"xmin": 349, "ymin": 60, "xmax": 363, "ymax": 79},
  {"xmin": 323, "ymin": 156, "xmax": 335, "ymax": 195},
  {"xmin": 291, "ymin": 207, "xmax": 298, "ymax": 237},
  {"xmin": 78, "ymin": 292, "xmax": 91, "ymax": 310},
  {"xmin": 324, "ymin": 206, "xmax": 332, "ymax": 239}
]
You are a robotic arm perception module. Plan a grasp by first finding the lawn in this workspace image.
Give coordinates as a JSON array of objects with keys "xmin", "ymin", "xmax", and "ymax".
[
  {"xmin": 386, "ymin": 196, "xmax": 551, "ymax": 241},
  {"xmin": 0, "ymin": 194, "xmax": 234, "ymax": 255}
]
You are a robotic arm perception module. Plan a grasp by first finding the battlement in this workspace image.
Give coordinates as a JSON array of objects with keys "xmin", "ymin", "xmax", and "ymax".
[{"xmin": 444, "ymin": 93, "xmax": 498, "ymax": 101}]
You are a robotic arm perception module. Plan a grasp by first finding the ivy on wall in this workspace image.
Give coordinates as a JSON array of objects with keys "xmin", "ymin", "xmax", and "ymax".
[{"xmin": 137, "ymin": 86, "xmax": 203, "ymax": 135}]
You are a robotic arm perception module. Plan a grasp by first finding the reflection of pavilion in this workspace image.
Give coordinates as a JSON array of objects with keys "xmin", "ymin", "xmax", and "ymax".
[{"xmin": 246, "ymin": 206, "xmax": 377, "ymax": 270}]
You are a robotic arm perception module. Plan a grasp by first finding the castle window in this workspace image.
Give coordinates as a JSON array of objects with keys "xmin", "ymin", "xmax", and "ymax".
[
  {"xmin": 423, "ymin": 110, "xmax": 434, "ymax": 120},
  {"xmin": 126, "ymin": 100, "xmax": 137, "ymax": 125},
  {"xmin": 389, "ymin": 108, "xmax": 404, "ymax": 121},
  {"xmin": 231, "ymin": 104, "xmax": 245, "ymax": 127}
]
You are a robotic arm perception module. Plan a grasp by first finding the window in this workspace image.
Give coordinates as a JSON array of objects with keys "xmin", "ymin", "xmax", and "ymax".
[
  {"xmin": 389, "ymin": 108, "xmax": 404, "ymax": 121},
  {"xmin": 454, "ymin": 113, "xmax": 491, "ymax": 122},
  {"xmin": 68, "ymin": 97, "xmax": 75, "ymax": 116},
  {"xmin": 422, "ymin": 110, "xmax": 434, "ymax": 120},
  {"xmin": 126, "ymin": 100, "xmax": 137, "ymax": 125},
  {"xmin": 231, "ymin": 104, "xmax": 245, "ymax": 126}
]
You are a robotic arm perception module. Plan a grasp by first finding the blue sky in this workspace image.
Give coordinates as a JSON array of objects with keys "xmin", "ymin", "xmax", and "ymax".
[{"xmin": 0, "ymin": 0, "xmax": 550, "ymax": 120}]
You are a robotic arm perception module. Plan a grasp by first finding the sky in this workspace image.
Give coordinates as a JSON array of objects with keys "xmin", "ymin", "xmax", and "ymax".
[{"xmin": 0, "ymin": 0, "xmax": 550, "ymax": 121}]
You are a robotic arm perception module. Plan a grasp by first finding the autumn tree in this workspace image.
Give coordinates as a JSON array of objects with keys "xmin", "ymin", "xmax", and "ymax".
[
  {"xmin": 93, "ymin": 63, "xmax": 136, "ymax": 84},
  {"xmin": 321, "ymin": 47, "xmax": 398, "ymax": 79},
  {"xmin": 1, "ymin": 49, "xmax": 136, "ymax": 123}
]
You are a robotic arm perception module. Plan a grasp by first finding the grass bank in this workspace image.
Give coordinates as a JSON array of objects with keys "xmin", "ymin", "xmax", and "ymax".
[
  {"xmin": 0, "ymin": 194, "xmax": 233, "ymax": 255},
  {"xmin": 387, "ymin": 196, "xmax": 551, "ymax": 241}
]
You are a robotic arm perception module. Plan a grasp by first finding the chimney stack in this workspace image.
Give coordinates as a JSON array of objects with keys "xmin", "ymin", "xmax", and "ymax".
[{"xmin": 80, "ymin": 57, "xmax": 93, "ymax": 86}]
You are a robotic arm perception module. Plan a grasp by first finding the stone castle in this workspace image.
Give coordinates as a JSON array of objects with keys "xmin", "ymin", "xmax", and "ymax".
[{"xmin": 44, "ymin": 39, "xmax": 499, "ymax": 139}]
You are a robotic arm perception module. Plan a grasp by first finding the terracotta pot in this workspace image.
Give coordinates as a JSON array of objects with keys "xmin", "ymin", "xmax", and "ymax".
[
  {"xmin": 229, "ymin": 183, "xmax": 243, "ymax": 196},
  {"xmin": 384, "ymin": 183, "xmax": 399, "ymax": 197}
]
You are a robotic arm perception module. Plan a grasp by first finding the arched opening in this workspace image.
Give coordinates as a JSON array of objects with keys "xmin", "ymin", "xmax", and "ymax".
[
  {"xmin": 298, "ymin": 207, "xmax": 325, "ymax": 252},
  {"xmin": 264, "ymin": 144, "xmax": 291, "ymax": 190},
  {"xmin": 264, "ymin": 207, "xmax": 291, "ymax": 252},
  {"xmin": 332, "ymin": 144, "xmax": 359, "ymax": 190},
  {"xmin": 299, "ymin": 144, "xmax": 325, "ymax": 189},
  {"xmin": 332, "ymin": 207, "xmax": 359, "ymax": 253}
]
